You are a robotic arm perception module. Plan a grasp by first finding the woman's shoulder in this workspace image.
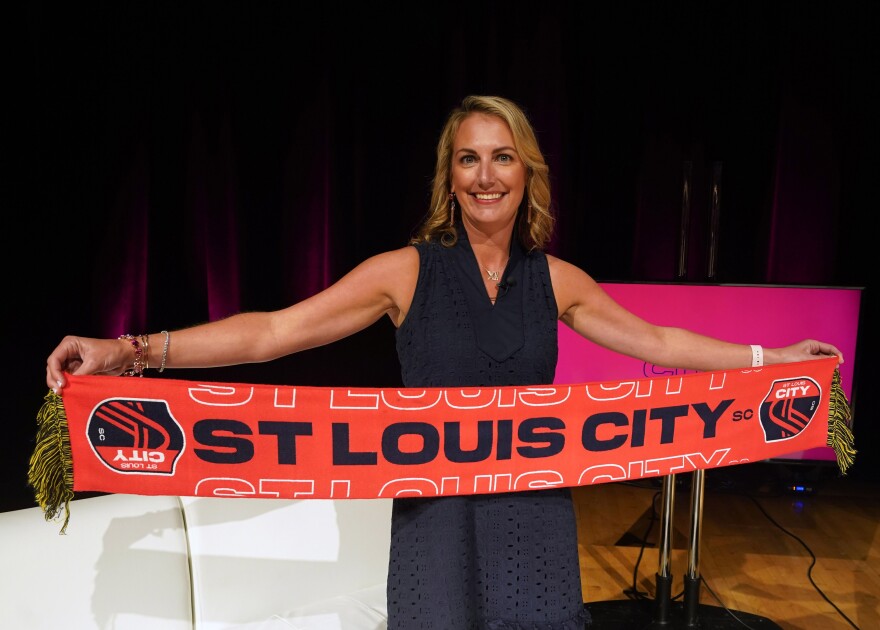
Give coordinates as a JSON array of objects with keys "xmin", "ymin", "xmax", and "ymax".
[
  {"xmin": 349, "ymin": 246, "xmax": 420, "ymax": 285},
  {"xmin": 366, "ymin": 244, "xmax": 420, "ymax": 265},
  {"xmin": 544, "ymin": 252, "xmax": 567, "ymax": 268},
  {"xmin": 545, "ymin": 254, "xmax": 602, "ymax": 296},
  {"xmin": 545, "ymin": 253, "xmax": 589, "ymax": 277}
]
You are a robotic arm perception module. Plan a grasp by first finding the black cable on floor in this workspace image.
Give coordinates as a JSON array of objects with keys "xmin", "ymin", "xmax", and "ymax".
[
  {"xmin": 617, "ymin": 483, "xmax": 690, "ymax": 603},
  {"xmin": 621, "ymin": 487, "xmax": 659, "ymax": 601},
  {"xmin": 622, "ymin": 483, "xmax": 761, "ymax": 629},
  {"xmin": 749, "ymin": 495, "xmax": 861, "ymax": 630},
  {"xmin": 616, "ymin": 477, "xmax": 862, "ymax": 629},
  {"xmin": 698, "ymin": 576, "xmax": 761, "ymax": 630}
]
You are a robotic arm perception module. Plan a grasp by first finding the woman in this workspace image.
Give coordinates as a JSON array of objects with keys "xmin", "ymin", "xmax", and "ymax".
[{"xmin": 46, "ymin": 95, "xmax": 841, "ymax": 629}]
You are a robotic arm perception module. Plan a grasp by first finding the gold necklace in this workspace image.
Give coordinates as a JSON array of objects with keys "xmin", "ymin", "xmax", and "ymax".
[{"xmin": 483, "ymin": 257, "xmax": 508, "ymax": 283}]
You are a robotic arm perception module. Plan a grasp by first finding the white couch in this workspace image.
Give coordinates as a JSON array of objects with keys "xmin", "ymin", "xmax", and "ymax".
[{"xmin": 0, "ymin": 493, "xmax": 393, "ymax": 629}]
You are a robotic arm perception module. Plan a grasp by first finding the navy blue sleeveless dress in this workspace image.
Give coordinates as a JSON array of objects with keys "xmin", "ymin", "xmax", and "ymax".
[{"xmin": 391, "ymin": 229, "xmax": 590, "ymax": 629}]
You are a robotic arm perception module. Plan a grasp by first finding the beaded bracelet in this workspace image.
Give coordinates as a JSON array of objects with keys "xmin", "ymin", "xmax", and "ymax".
[
  {"xmin": 159, "ymin": 330, "xmax": 171, "ymax": 373},
  {"xmin": 118, "ymin": 334, "xmax": 146, "ymax": 377}
]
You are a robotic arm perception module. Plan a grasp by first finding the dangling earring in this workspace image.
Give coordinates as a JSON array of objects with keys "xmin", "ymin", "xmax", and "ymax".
[
  {"xmin": 527, "ymin": 199, "xmax": 533, "ymax": 225},
  {"xmin": 448, "ymin": 192, "xmax": 456, "ymax": 226}
]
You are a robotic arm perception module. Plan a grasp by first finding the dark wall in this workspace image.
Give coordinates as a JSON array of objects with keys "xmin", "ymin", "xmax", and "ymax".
[{"xmin": 4, "ymin": 2, "xmax": 877, "ymax": 511}]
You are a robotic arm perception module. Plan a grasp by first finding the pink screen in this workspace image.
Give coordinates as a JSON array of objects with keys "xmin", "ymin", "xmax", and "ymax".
[{"xmin": 554, "ymin": 283, "xmax": 862, "ymax": 462}]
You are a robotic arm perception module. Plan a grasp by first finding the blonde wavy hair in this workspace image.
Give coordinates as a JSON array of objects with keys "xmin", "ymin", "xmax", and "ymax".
[{"xmin": 410, "ymin": 95, "xmax": 554, "ymax": 251}]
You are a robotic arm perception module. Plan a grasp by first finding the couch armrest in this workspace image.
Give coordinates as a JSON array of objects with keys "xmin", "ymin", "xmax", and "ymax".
[
  {"xmin": 182, "ymin": 497, "xmax": 391, "ymax": 630},
  {"xmin": 0, "ymin": 494, "xmax": 392, "ymax": 630},
  {"xmin": 0, "ymin": 494, "xmax": 192, "ymax": 630}
]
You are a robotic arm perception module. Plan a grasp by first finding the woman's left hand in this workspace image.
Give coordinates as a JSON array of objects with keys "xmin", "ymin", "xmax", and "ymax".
[{"xmin": 771, "ymin": 339, "xmax": 843, "ymax": 365}]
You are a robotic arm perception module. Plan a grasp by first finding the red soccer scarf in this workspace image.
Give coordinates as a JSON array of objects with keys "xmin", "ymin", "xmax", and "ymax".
[{"xmin": 30, "ymin": 357, "xmax": 854, "ymax": 532}]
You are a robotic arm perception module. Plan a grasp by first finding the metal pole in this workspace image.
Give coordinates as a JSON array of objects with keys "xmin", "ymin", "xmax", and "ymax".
[
  {"xmin": 706, "ymin": 162, "xmax": 722, "ymax": 281},
  {"xmin": 684, "ymin": 471, "xmax": 706, "ymax": 626},
  {"xmin": 682, "ymin": 161, "xmax": 719, "ymax": 626},
  {"xmin": 678, "ymin": 161, "xmax": 693, "ymax": 280},
  {"xmin": 653, "ymin": 474, "xmax": 676, "ymax": 625}
]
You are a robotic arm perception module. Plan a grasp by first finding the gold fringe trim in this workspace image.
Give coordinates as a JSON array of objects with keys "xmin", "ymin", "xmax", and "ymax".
[
  {"xmin": 28, "ymin": 390, "xmax": 74, "ymax": 534},
  {"xmin": 827, "ymin": 367, "xmax": 856, "ymax": 475}
]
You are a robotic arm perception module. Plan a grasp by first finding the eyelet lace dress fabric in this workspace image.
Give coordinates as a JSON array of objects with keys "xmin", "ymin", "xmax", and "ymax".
[{"xmin": 391, "ymin": 234, "xmax": 590, "ymax": 629}]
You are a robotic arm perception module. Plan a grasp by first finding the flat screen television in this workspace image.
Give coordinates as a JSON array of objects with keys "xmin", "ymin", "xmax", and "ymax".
[{"xmin": 554, "ymin": 282, "xmax": 862, "ymax": 464}]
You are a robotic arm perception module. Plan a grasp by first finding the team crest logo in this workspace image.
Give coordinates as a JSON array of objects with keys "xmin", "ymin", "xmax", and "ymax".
[
  {"xmin": 758, "ymin": 376, "xmax": 821, "ymax": 443},
  {"xmin": 87, "ymin": 399, "xmax": 185, "ymax": 474}
]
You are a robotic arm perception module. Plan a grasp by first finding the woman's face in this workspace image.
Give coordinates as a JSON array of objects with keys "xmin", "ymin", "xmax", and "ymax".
[{"xmin": 450, "ymin": 113, "xmax": 527, "ymax": 234}]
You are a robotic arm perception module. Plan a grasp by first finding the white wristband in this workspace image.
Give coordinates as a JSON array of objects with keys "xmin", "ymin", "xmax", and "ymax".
[{"xmin": 750, "ymin": 344, "xmax": 763, "ymax": 367}]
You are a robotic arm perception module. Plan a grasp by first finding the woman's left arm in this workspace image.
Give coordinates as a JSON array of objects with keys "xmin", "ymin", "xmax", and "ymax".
[{"xmin": 548, "ymin": 255, "xmax": 842, "ymax": 371}]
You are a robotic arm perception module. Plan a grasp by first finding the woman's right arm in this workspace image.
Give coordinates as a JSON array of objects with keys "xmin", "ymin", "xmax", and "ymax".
[{"xmin": 46, "ymin": 246, "xmax": 420, "ymax": 391}]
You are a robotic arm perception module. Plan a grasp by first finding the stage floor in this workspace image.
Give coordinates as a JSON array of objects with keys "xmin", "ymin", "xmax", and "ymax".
[{"xmin": 573, "ymin": 463, "xmax": 879, "ymax": 629}]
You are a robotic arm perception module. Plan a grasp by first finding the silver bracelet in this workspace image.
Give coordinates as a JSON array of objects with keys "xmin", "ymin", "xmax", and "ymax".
[
  {"xmin": 750, "ymin": 344, "xmax": 763, "ymax": 367},
  {"xmin": 159, "ymin": 330, "xmax": 171, "ymax": 373}
]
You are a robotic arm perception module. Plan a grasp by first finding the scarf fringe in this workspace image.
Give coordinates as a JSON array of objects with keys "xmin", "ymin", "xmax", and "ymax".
[
  {"xmin": 827, "ymin": 367, "xmax": 856, "ymax": 475},
  {"xmin": 28, "ymin": 389, "xmax": 74, "ymax": 534}
]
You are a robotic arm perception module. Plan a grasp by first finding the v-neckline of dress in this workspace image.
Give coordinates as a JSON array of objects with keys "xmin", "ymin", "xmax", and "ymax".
[{"xmin": 449, "ymin": 226, "xmax": 525, "ymax": 361}]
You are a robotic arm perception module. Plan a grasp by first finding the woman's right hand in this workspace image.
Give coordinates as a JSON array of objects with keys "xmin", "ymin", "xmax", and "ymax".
[{"xmin": 46, "ymin": 336, "xmax": 132, "ymax": 393}]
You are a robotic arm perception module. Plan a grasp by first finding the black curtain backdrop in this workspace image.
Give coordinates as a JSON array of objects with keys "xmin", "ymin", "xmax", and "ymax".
[{"xmin": 4, "ymin": 2, "xmax": 877, "ymax": 510}]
